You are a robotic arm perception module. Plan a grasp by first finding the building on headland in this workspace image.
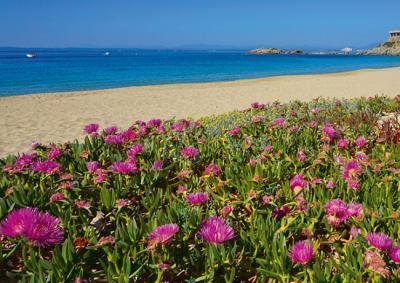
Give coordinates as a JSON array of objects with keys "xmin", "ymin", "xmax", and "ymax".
[
  {"xmin": 341, "ymin": 47, "xmax": 353, "ymax": 54},
  {"xmin": 389, "ymin": 30, "xmax": 400, "ymax": 42}
]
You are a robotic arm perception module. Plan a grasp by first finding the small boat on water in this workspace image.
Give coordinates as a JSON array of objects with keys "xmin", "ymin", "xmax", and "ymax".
[
  {"xmin": 104, "ymin": 52, "xmax": 110, "ymax": 56},
  {"xmin": 26, "ymin": 53, "xmax": 36, "ymax": 58}
]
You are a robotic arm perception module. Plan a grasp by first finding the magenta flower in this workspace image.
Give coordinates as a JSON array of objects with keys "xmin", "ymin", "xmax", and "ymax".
[
  {"xmin": 289, "ymin": 240, "xmax": 315, "ymax": 265},
  {"xmin": 199, "ymin": 216, "xmax": 235, "ymax": 244},
  {"xmin": 104, "ymin": 126, "xmax": 118, "ymax": 135},
  {"xmin": 158, "ymin": 263, "xmax": 171, "ymax": 270},
  {"xmin": 350, "ymin": 227, "xmax": 361, "ymax": 238},
  {"xmin": 297, "ymin": 151, "xmax": 306, "ymax": 162},
  {"xmin": 181, "ymin": 147, "xmax": 199, "ymax": 158},
  {"xmin": 50, "ymin": 192, "xmax": 66, "ymax": 202},
  {"xmin": 354, "ymin": 136, "xmax": 367, "ymax": 147},
  {"xmin": 230, "ymin": 126, "xmax": 241, "ymax": 136},
  {"xmin": 253, "ymin": 115, "xmax": 264, "ymax": 123},
  {"xmin": 342, "ymin": 159, "xmax": 363, "ymax": 181},
  {"xmin": 15, "ymin": 153, "xmax": 37, "ymax": 166},
  {"xmin": 389, "ymin": 246, "xmax": 400, "ymax": 263},
  {"xmin": 337, "ymin": 138, "xmax": 350, "ymax": 149},
  {"xmin": 86, "ymin": 161, "xmax": 99, "ymax": 173},
  {"xmin": 111, "ymin": 161, "xmax": 138, "ymax": 174},
  {"xmin": 186, "ymin": 192, "xmax": 209, "ymax": 205},
  {"xmin": 204, "ymin": 164, "xmax": 221, "ymax": 176},
  {"xmin": 251, "ymin": 102, "xmax": 265, "ymax": 109},
  {"xmin": 147, "ymin": 119, "xmax": 162, "ymax": 128},
  {"xmin": 84, "ymin": 123, "xmax": 99, "ymax": 134},
  {"xmin": 264, "ymin": 145, "xmax": 273, "ymax": 152},
  {"xmin": 326, "ymin": 180, "xmax": 335, "ymax": 189},
  {"xmin": 271, "ymin": 117, "xmax": 286, "ymax": 127},
  {"xmin": 31, "ymin": 160, "xmax": 62, "ymax": 174},
  {"xmin": 104, "ymin": 135, "xmax": 124, "ymax": 145},
  {"xmin": 273, "ymin": 205, "xmax": 291, "ymax": 219},
  {"xmin": 121, "ymin": 129, "xmax": 138, "ymax": 141},
  {"xmin": 176, "ymin": 185, "xmax": 187, "ymax": 194},
  {"xmin": 128, "ymin": 144, "xmax": 144, "ymax": 157},
  {"xmin": 366, "ymin": 232, "xmax": 393, "ymax": 251},
  {"xmin": 0, "ymin": 208, "xmax": 63, "ymax": 247},
  {"xmin": 152, "ymin": 160, "xmax": 164, "ymax": 170},
  {"xmin": 290, "ymin": 174, "xmax": 308, "ymax": 193},
  {"xmin": 148, "ymin": 223, "xmax": 180, "ymax": 245},
  {"xmin": 48, "ymin": 145, "xmax": 62, "ymax": 160},
  {"xmin": 324, "ymin": 199, "xmax": 350, "ymax": 226},
  {"xmin": 322, "ymin": 124, "xmax": 335, "ymax": 142}
]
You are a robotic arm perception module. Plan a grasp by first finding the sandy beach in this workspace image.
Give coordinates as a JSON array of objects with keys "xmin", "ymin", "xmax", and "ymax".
[{"xmin": 1, "ymin": 67, "xmax": 400, "ymax": 156}]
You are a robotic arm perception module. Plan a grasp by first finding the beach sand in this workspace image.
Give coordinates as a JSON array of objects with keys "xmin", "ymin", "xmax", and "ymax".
[{"xmin": 1, "ymin": 67, "xmax": 400, "ymax": 157}]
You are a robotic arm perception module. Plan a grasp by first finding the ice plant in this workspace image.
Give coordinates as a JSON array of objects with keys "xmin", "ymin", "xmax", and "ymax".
[
  {"xmin": 0, "ymin": 208, "xmax": 63, "ymax": 247},
  {"xmin": 83, "ymin": 123, "xmax": 99, "ymax": 134},
  {"xmin": 152, "ymin": 160, "xmax": 164, "ymax": 170},
  {"xmin": 363, "ymin": 251, "xmax": 390, "ymax": 278},
  {"xmin": 181, "ymin": 147, "xmax": 199, "ymax": 158},
  {"xmin": 322, "ymin": 124, "xmax": 335, "ymax": 142},
  {"xmin": 111, "ymin": 161, "xmax": 138, "ymax": 174},
  {"xmin": 366, "ymin": 232, "xmax": 393, "ymax": 251},
  {"xmin": 198, "ymin": 216, "xmax": 235, "ymax": 244},
  {"xmin": 148, "ymin": 224, "xmax": 180, "ymax": 245},
  {"xmin": 31, "ymin": 160, "xmax": 62, "ymax": 174},
  {"xmin": 204, "ymin": 164, "xmax": 221, "ymax": 176},
  {"xmin": 186, "ymin": 192, "xmax": 209, "ymax": 205},
  {"xmin": 289, "ymin": 240, "xmax": 315, "ymax": 265},
  {"xmin": 389, "ymin": 246, "xmax": 400, "ymax": 263},
  {"xmin": 354, "ymin": 136, "xmax": 367, "ymax": 147},
  {"xmin": 86, "ymin": 161, "xmax": 99, "ymax": 173},
  {"xmin": 50, "ymin": 192, "xmax": 66, "ymax": 202},
  {"xmin": 290, "ymin": 174, "xmax": 308, "ymax": 194}
]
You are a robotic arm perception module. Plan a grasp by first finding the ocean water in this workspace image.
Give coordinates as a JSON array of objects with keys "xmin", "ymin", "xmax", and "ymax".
[{"xmin": 1, "ymin": 48, "xmax": 400, "ymax": 97}]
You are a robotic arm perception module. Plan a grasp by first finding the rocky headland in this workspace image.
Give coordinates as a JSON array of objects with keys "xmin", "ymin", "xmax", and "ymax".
[
  {"xmin": 363, "ymin": 40, "xmax": 400, "ymax": 56},
  {"xmin": 247, "ymin": 48, "xmax": 304, "ymax": 55}
]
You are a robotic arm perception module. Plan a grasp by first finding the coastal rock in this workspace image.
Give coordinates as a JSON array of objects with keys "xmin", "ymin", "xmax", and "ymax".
[
  {"xmin": 364, "ymin": 37, "xmax": 400, "ymax": 56},
  {"xmin": 248, "ymin": 48, "xmax": 284, "ymax": 55},
  {"xmin": 248, "ymin": 48, "xmax": 305, "ymax": 55}
]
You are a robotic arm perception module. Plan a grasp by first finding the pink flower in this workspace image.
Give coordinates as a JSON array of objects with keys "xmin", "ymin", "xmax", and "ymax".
[
  {"xmin": 363, "ymin": 251, "xmax": 390, "ymax": 278},
  {"xmin": 273, "ymin": 205, "xmax": 291, "ymax": 219},
  {"xmin": 48, "ymin": 145, "xmax": 62, "ymax": 160},
  {"xmin": 31, "ymin": 160, "xmax": 62, "ymax": 174},
  {"xmin": 116, "ymin": 199, "xmax": 131, "ymax": 208},
  {"xmin": 50, "ymin": 192, "xmax": 66, "ymax": 202},
  {"xmin": 289, "ymin": 240, "xmax": 315, "ymax": 265},
  {"xmin": 158, "ymin": 263, "xmax": 171, "ymax": 270},
  {"xmin": 335, "ymin": 100, "xmax": 342, "ymax": 106},
  {"xmin": 98, "ymin": 236, "xmax": 115, "ymax": 246},
  {"xmin": 181, "ymin": 147, "xmax": 199, "ymax": 158},
  {"xmin": 86, "ymin": 161, "xmax": 99, "ymax": 173},
  {"xmin": 186, "ymin": 192, "xmax": 209, "ymax": 205},
  {"xmin": 75, "ymin": 201, "xmax": 91, "ymax": 209},
  {"xmin": 366, "ymin": 232, "xmax": 393, "ymax": 251},
  {"xmin": 229, "ymin": 127, "xmax": 240, "ymax": 136},
  {"xmin": 309, "ymin": 121, "xmax": 318, "ymax": 128},
  {"xmin": 204, "ymin": 164, "xmax": 221, "ymax": 176},
  {"xmin": 121, "ymin": 129, "xmax": 138, "ymax": 142},
  {"xmin": 111, "ymin": 161, "xmax": 138, "ymax": 174},
  {"xmin": 251, "ymin": 102, "xmax": 265, "ymax": 109},
  {"xmin": 350, "ymin": 227, "xmax": 361, "ymax": 238},
  {"xmin": 337, "ymin": 138, "xmax": 349, "ymax": 149},
  {"xmin": 354, "ymin": 137, "xmax": 367, "ymax": 147},
  {"xmin": 104, "ymin": 135, "xmax": 124, "ymax": 145},
  {"xmin": 389, "ymin": 246, "xmax": 400, "ymax": 263},
  {"xmin": 199, "ymin": 216, "xmax": 235, "ymax": 244},
  {"xmin": 104, "ymin": 126, "xmax": 118, "ymax": 135},
  {"xmin": 342, "ymin": 159, "xmax": 362, "ymax": 181},
  {"xmin": 95, "ymin": 169, "xmax": 108, "ymax": 184},
  {"xmin": 147, "ymin": 119, "xmax": 162, "ymax": 128},
  {"xmin": 290, "ymin": 174, "xmax": 308, "ymax": 193},
  {"xmin": 322, "ymin": 124, "xmax": 335, "ymax": 142},
  {"xmin": 148, "ymin": 224, "xmax": 180, "ymax": 245},
  {"xmin": 0, "ymin": 208, "xmax": 63, "ymax": 247},
  {"xmin": 153, "ymin": 160, "xmax": 164, "ymax": 170},
  {"xmin": 176, "ymin": 185, "xmax": 187, "ymax": 194},
  {"xmin": 297, "ymin": 151, "xmax": 306, "ymax": 162},
  {"xmin": 326, "ymin": 180, "xmax": 335, "ymax": 189},
  {"xmin": 84, "ymin": 123, "xmax": 99, "ymax": 134},
  {"xmin": 262, "ymin": 195, "xmax": 273, "ymax": 204},
  {"xmin": 271, "ymin": 117, "xmax": 286, "ymax": 127},
  {"xmin": 221, "ymin": 206, "xmax": 234, "ymax": 217},
  {"xmin": 253, "ymin": 115, "xmax": 264, "ymax": 123},
  {"xmin": 128, "ymin": 144, "xmax": 144, "ymax": 157},
  {"xmin": 264, "ymin": 145, "xmax": 273, "ymax": 152}
]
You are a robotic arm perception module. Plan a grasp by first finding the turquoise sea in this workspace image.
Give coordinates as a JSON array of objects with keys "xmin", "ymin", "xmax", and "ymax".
[{"xmin": 1, "ymin": 48, "xmax": 400, "ymax": 97}]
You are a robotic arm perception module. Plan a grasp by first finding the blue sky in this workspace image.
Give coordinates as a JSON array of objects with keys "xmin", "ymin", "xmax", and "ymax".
[{"xmin": 1, "ymin": 0, "xmax": 400, "ymax": 49}]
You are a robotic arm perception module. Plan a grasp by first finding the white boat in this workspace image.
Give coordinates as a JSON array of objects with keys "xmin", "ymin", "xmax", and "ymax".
[
  {"xmin": 104, "ymin": 52, "xmax": 110, "ymax": 56},
  {"xmin": 26, "ymin": 53, "xmax": 36, "ymax": 58}
]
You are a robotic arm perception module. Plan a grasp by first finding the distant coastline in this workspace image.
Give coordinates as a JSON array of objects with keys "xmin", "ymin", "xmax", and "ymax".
[{"xmin": 2, "ymin": 48, "xmax": 400, "ymax": 97}]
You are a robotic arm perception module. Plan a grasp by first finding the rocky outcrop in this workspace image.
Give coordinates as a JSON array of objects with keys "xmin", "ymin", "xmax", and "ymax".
[
  {"xmin": 248, "ymin": 48, "xmax": 304, "ymax": 55},
  {"xmin": 364, "ymin": 40, "xmax": 400, "ymax": 56}
]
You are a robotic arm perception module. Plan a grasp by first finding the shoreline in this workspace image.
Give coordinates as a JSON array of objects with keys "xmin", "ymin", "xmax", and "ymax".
[
  {"xmin": 2, "ymin": 66, "xmax": 400, "ymax": 100},
  {"xmin": 1, "ymin": 66, "xmax": 400, "ymax": 156}
]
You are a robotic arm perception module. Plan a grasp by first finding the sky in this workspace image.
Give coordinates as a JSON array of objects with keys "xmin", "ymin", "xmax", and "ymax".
[{"xmin": 1, "ymin": 0, "xmax": 400, "ymax": 50}]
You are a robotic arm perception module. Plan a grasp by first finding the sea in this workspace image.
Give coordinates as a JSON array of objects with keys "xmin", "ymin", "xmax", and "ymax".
[{"xmin": 1, "ymin": 48, "xmax": 400, "ymax": 97}]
